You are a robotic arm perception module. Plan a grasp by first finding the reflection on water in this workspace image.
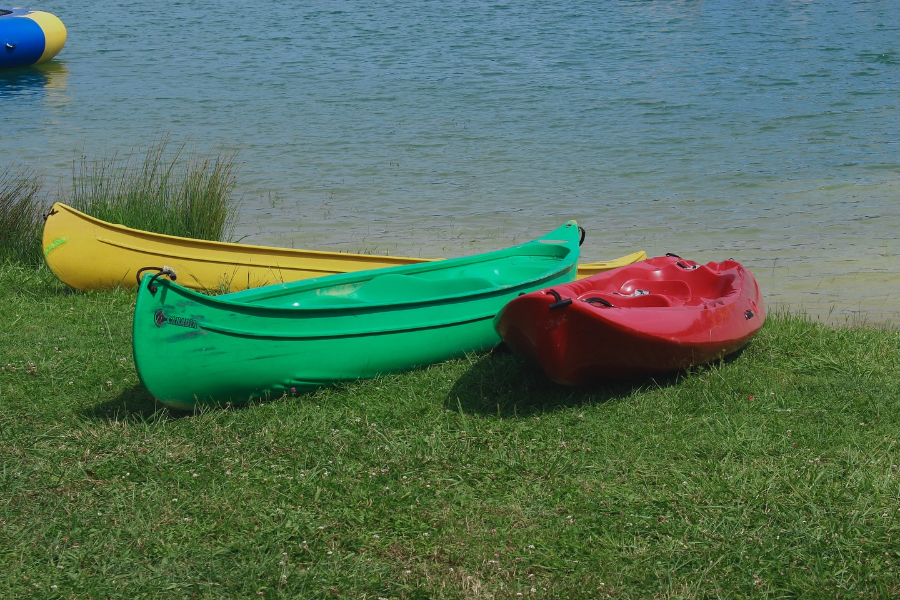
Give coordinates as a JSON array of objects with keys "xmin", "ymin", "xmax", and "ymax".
[{"xmin": 0, "ymin": 60, "xmax": 70, "ymax": 104}]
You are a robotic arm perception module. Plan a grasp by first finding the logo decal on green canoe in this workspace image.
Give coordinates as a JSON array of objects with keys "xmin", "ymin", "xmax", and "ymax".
[{"xmin": 155, "ymin": 309, "xmax": 198, "ymax": 329}]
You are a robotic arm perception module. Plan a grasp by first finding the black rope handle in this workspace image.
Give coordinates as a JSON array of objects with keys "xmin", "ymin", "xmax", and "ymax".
[
  {"xmin": 584, "ymin": 297, "xmax": 615, "ymax": 308},
  {"xmin": 546, "ymin": 289, "xmax": 573, "ymax": 310},
  {"xmin": 578, "ymin": 226, "xmax": 586, "ymax": 247},
  {"xmin": 676, "ymin": 261, "xmax": 699, "ymax": 270},
  {"xmin": 136, "ymin": 266, "xmax": 177, "ymax": 293},
  {"xmin": 665, "ymin": 252, "xmax": 699, "ymax": 270}
]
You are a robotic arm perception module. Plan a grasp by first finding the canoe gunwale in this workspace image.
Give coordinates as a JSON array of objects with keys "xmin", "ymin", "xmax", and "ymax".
[
  {"xmin": 143, "ymin": 267, "xmax": 575, "ymax": 340},
  {"xmin": 96, "ymin": 235, "xmax": 370, "ymax": 275},
  {"xmin": 196, "ymin": 310, "xmax": 495, "ymax": 340},
  {"xmin": 50, "ymin": 202, "xmax": 432, "ymax": 263},
  {"xmin": 141, "ymin": 249, "xmax": 579, "ymax": 315},
  {"xmin": 44, "ymin": 202, "xmax": 645, "ymax": 292}
]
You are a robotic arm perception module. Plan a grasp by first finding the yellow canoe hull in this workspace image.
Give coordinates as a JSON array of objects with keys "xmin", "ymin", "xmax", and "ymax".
[{"xmin": 42, "ymin": 203, "xmax": 646, "ymax": 291}]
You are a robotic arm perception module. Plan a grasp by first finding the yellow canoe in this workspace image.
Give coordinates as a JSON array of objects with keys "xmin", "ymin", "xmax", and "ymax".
[{"xmin": 42, "ymin": 202, "xmax": 646, "ymax": 291}]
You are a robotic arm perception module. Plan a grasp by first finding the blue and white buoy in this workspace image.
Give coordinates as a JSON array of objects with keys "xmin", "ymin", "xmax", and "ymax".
[{"xmin": 0, "ymin": 7, "xmax": 66, "ymax": 69}]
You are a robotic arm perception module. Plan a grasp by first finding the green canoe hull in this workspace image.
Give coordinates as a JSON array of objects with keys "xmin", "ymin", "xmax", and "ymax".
[{"xmin": 133, "ymin": 221, "xmax": 581, "ymax": 410}]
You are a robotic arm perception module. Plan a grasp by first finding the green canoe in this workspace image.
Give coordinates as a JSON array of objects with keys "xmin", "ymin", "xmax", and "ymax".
[{"xmin": 133, "ymin": 221, "xmax": 582, "ymax": 410}]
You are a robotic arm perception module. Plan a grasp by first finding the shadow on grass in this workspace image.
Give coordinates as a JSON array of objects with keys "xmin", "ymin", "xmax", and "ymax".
[
  {"xmin": 446, "ymin": 344, "xmax": 682, "ymax": 417},
  {"xmin": 80, "ymin": 384, "xmax": 191, "ymax": 422},
  {"xmin": 80, "ymin": 384, "xmax": 304, "ymax": 422}
]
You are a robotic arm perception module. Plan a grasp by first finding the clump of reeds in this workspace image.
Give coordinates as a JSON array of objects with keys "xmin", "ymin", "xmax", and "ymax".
[
  {"xmin": 62, "ymin": 135, "xmax": 241, "ymax": 242},
  {"xmin": 0, "ymin": 164, "xmax": 45, "ymax": 267}
]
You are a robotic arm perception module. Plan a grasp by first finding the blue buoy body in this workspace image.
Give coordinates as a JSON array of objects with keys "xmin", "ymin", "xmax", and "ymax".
[{"xmin": 1, "ymin": 8, "xmax": 66, "ymax": 69}]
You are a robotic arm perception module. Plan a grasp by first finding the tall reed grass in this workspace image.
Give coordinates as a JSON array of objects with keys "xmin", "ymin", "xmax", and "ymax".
[
  {"xmin": 62, "ymin": 135, "xmax": 241, "ymax": 242},
  {"xmin": 1, "ymin": 137, "xmax": 242, "ymax": 268},
  {"xmin": 0, "ymin": 164, "xmax": 45, "ymax": 267}
]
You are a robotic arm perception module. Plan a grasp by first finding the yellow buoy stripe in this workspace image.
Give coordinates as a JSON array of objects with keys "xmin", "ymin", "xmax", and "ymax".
[{"xmin": 25, "ymin": 10, "xmax": 67, "ymax": 64}]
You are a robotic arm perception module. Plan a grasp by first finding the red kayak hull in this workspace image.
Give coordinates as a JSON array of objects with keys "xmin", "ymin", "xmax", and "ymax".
[{"xmin": 493, "ymin": 255, "xmax": 765, "ymax": 385}]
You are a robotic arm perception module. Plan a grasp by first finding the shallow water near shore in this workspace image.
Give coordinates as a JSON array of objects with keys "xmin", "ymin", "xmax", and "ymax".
[{"xmin": 2, "ymin": 0, "xmax": 898, "ymax": 324}]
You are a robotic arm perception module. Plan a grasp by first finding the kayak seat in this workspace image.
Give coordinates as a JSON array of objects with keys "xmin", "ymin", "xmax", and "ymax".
[
  {"xmin": 688, "ymin": 272, "xmax": 738, "ymax": 301},
  {"xmin": 578, "ymin": 292, "xmax": 681, "ymax": 308},
  {"xmin": 617, "ymin": 278, "xmax": 692, "ymax": 300},
  {"xmin": 350, "ymin": 273, "xmax": 494, "ymax": 302}
]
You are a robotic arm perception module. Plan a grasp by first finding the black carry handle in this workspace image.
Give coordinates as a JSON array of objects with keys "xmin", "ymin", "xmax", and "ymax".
[
  {"xmin": 546, "ymin": 289, "xmax": 573, "ymax": 310},
  {"xmin": 665, "ymin": 252, "xmax": 699, "ymax": 270},
  {"xmin": 136, "ymin": 266, "xmax": 177, "ymax": 293},
  {"xmin": 584, "ymin": 297, "xmax": 615, "ymax": 308}
]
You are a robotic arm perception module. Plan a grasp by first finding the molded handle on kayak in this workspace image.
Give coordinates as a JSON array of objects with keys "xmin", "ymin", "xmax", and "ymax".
[
  {"xmin": 666, "ymin": 253, "xmax": 700, "ymax": 270},
  {"xmin": 676, "ymin": 262, "xmax": 699, "ymax": 270},
  {"xmin": 546, "ymin": 289, "xmax": 573, "ymax": 310},
  {"xmin": 584, "ymin": 297, "xmax": 616, "ymax": 308}
]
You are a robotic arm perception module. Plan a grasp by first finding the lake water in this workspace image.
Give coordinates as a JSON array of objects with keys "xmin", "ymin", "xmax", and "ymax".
[{"xmin": 3, "ymin": 0, "xmax": 898, "ymax": 324}]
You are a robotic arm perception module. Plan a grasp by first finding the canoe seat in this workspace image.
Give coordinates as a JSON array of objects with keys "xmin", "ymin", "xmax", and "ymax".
[
  {"xmin": 351, "ymin": 273, "xmax": 494, "ymax": 302},
  {"xmin": 460, "ymin": 258, "xmax": 559, "ymax": 285}
]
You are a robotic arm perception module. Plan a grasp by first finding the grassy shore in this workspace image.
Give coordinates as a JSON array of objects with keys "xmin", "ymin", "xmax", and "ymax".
[
  {"xmin": 1, "ymin": 264, "xmax": 898, "ymax": 599},
  {"xmin": 62, "ymin": 137, "xmax": 241, "ymax": 242},
  {"xmin": 0, "ymin": 164, "xmax": 45, "ymax": 268},
  {"xmin": 0, "ymin": 137, "xmax": 241, "ymax": 268}
]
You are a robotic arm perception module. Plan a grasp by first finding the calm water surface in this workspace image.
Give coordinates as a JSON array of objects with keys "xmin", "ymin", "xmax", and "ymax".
[{"xmin": 3, "ymin": 0, "xmax": 898, "ymax": 323}]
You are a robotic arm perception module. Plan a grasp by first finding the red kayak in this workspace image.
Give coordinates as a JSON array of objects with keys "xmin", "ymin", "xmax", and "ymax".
[{"xmin": 493, "ymin": 255, "xmax": 765, "ymax": 385}]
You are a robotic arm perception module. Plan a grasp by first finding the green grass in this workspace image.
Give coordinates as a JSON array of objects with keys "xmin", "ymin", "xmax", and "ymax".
[
  {"xmin": 62, "ymin": 136, "xmax": 241, "ymax": 242},
  {"xmin": 0, "ymin": 164, "xmax": 45, "ymax": 267},
  {"xmin": 1, "ymin": 136, "xmax": 241, "ymax": 269},
  {"xmin": 2, "ymin": 265, "xmax": 899, "ymax": 599}
]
